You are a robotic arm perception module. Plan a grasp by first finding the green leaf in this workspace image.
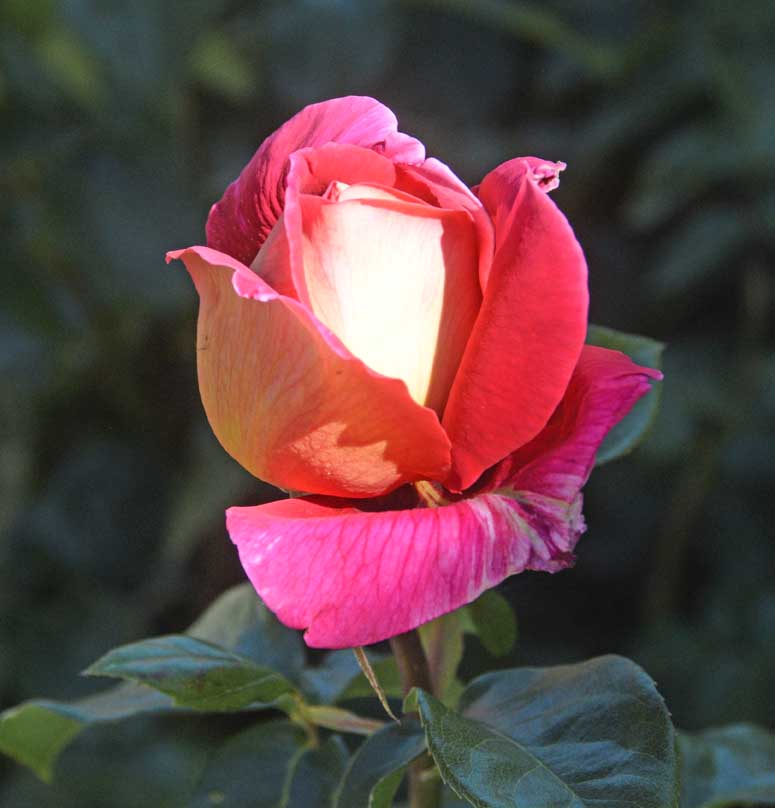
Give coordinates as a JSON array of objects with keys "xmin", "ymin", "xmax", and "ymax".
[
  {"xmin": 417, "ymin": 655, "xmax": 679, "ymax": 808},
  {"xmin": 586, "ymin": 325, "xmax": 665, "ymax": 465},
  {"xmin": 299, "ymin": 704, "xmax": 385, "ymax": 736},
  {"xmin": 335, "ymin": 720, "xmax": 427, "ymax": 808},
  {"xmin": 188, "ymin": 582, "xmax": 305, "ymax": 679},
  {"xmin": 286, "ymin": 737, "xmax": 349, "ymax": 808},
  {"xmin": 420, "ymin": 611, "xmax": 465, "ymax": 702},
  {"xmin": 403, "ymin": 687, "xmax": 420, "ymax": 715},
  {"xmin": 678, "ymin": 724, "xmax": 775, "ymax": 808},
  {"xmin": 189, "ymin": 720, "xmax": 306, "ymax": 808},
  {"xmin": 0, "ymin": 684, "xmax": 171, "ymax": 782},
  {"xmin": 465, "ymin": 591, "xmax": 517, "ymax": 658},
  {"xmin": 0, "ymin": 704, "xmax": 82, "ymax": 783},
  {"xmin": 84, "ymin": 635, "xmax": 294, "ymax": 711},
  {"xmin": 0, "ymin": 584, "xmax": 303, "ymax": 780}
]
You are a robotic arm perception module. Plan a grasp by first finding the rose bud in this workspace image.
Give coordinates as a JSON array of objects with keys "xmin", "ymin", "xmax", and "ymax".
[{"xmin": 168, "ymin": 96, "xmax": 661, "ymax": 648}]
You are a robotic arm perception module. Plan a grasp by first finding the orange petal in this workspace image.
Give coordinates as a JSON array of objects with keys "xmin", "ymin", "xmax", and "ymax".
[{"xmin": 167, "ymin": 246, "xmax": 451, "ymax": 498}]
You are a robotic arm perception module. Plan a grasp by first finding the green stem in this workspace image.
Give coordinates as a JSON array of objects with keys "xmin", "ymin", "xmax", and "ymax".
[{"xmin": 389, "ymin": 630, "xmax": 441, "ymax": 808}]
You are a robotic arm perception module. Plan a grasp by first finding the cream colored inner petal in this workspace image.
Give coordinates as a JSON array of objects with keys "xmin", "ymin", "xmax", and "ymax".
[{"xmin": 299, "ymin": 190, "xmax": 480, "ymax": 413}]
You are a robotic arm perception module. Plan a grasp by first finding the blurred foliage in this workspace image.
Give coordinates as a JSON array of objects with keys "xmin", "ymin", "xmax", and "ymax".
[{"xmin": 1, "ymin": 0, "xmax": 773, "ymax": 803}]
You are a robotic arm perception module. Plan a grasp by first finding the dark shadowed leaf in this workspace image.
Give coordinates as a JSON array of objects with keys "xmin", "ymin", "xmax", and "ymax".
[
  {"xmin": 303, "ymin": 650, "xmax": 403, "ymax": 705},
  {"xmin": 189, "ymin": 720, "xmax": 306, "ymax": 808},
  {"xmin": 0, "ymin": 684, "xmax": 171, "ymax": 782},
  {"xmin": 188, "ymin": 583, "xmax": 305, "ymax": 679},
  {"xmin": 586, "ymin": 325, "xmax": 665, "ymax": 465},
  {"xmin": 0, "ymin": 585, "xmax": 303, "ymax": 780},
  {"xmin": 418, "ymin": 655, "xmax": 678, "ymax": 808},
  {"xmin": 286, "ymin": 736, "xmax": 349, "ymax": 808},
  {"xmin": 84, "ymin": 635, "xmax": 294, "ymax": 710},
  {"xmin": 679, "ymin": 724, "xmax": 775, "ymax": 807},
  {"xmin": 335, "ymin": 719, "xmax": 427, "ymax": 808},
  {"xmin": 464, "ymin": 590, "xmax": 517, "ymax": 658}
]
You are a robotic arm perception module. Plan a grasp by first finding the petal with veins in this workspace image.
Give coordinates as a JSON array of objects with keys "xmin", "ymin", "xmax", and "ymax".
[{"xmin": 228, "ymin": 490, "xmax": 581, "ymax": 648}]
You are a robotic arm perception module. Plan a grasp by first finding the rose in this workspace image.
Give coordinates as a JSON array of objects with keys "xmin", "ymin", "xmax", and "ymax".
[{"xmin": 168, "ymin": 96, "xmax": 660, "ymax": 648}]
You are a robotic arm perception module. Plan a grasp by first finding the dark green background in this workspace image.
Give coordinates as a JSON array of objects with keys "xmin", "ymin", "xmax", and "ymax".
[{"xmin": 2, "ymin": 0, "xmax": 773, "ymax": 804}]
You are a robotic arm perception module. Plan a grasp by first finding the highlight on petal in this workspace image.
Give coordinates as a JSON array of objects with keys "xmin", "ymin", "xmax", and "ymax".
[
  {"xmin": 167, "ymin": 246, "xmax": 451, "ymax": 498},
  {"xmin": 293, "ymin": 192, "xmax": 481, "ymax": 414},
  {"xmin": 206, "ymin": 97, "xmax": 425, "ymax": 266},
  {"xmin": 227, "ymin": 488, "xmax": 582, "ymax": 648},
  {"xmin": 443, "ymin": 156, "xmax": 589, "ymax": 492},
  {"xmin": 488, "ymin": 345, "xmax": 663, "ymax": 499}
]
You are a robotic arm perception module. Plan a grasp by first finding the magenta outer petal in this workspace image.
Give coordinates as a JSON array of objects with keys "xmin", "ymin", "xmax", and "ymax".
[
  {"xmin": 487, "ymin": 345, "xmax": 663, "ymax": 498},
  {"xmin": 227, "ymin": 491, "xmax": 581, "ymax": 649},
  {"xmin": 206, "ymin": 96, "xmax": 425, "ymax": 266},
  {"xmin": 226, "ymin": 344, "xmax": 661, "ymax": 648}
]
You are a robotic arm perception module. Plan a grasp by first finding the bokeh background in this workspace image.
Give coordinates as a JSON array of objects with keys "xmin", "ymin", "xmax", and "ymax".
[{"xmin": 2, "ymin": 0, "xmax": 774, "ymax": 804}]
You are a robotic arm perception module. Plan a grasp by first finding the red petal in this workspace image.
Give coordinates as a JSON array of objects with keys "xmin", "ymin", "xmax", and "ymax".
[
  {"xmin": 167, "ymin": 246, "xmax": 450, "ymax": 498},
  {"xmin": 228, "ymin": 489, "xmax": 581, "ymax": 648},
  {"xmin": 206, "ymin": 97, "xmax": 425, "ymax": 266},
  {"xmin": 443, "ymin": 157, "xmax": 589, "ymax": 491},
  {"xmin": 488, "ymin": 345, "xmax": 663, "ymax": 498}
]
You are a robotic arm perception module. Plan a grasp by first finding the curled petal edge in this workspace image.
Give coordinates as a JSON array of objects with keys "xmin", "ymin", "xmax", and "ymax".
[{"xmin": 206, "ymin": 96, "xmax": 426, "ymax": 266}]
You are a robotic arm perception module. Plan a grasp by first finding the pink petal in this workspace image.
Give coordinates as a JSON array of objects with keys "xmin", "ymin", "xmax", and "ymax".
[
  {"xmin": 294, "ymin": 192, "xmax": 481, "ymax": 413},
  {"xmin": 274, "ymin": 143, "xmax": 406, "ymax": 302},
  {"xmin": 442, "ymin": 157, "xmax": 589, "ymax": 492},
  {"xmin": 250, "ymin": 144, "xmax": 406, "ymax": 303},
  {"xmin": 166, "ymin": 246, "xmax": 451, "ymax": 498},
  {"xmin": 487, "ymin": 345, "xmax": 663, "ymax": 499},
  {"xmin": 228, "ymin": 489, "xmax": 582, "ymax": 648},
  {"xmin": 248, "ymin": 208, "xmax": 297, "ymax": 299},
  {"xmin": 286, "ymin": 143, "xmax": 400, "ymax": 198},
  {"xmin": 206, "ymin": 97, "xmax": 425, "ymax": 266}
]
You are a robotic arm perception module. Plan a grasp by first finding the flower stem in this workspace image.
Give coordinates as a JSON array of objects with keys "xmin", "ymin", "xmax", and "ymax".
[
  {"xmin": 389, "ymin": 629, "xmax": 441, "ymax": 808},
  {"xmin": 390, "ymin": 629, "xmax": 433, "ymax": 694}
]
